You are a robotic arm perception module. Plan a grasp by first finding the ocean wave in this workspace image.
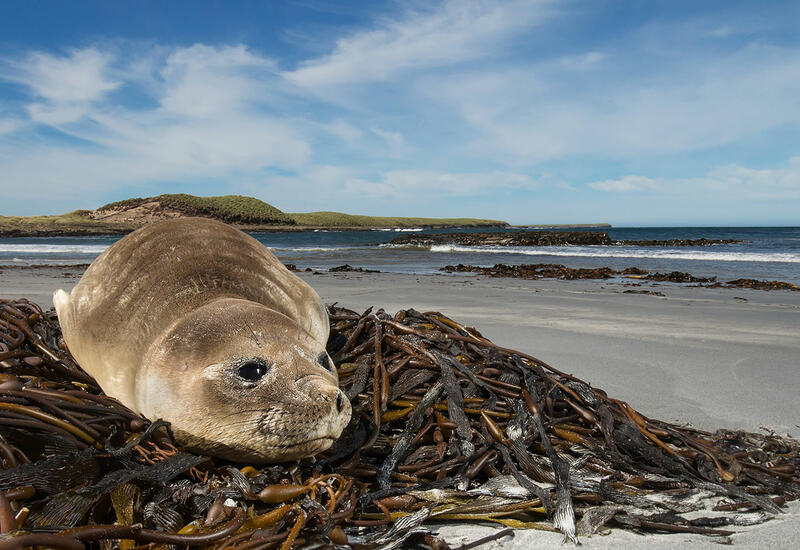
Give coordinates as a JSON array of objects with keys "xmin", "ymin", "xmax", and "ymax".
[
  {"xmin": 371, "ymin": 228, "xmax": 423, "ymax": 232},
  {"xmin": 428, "ymin": 244, "xmax": 800, "ymax": 263},
  {"xmin": 0, "ymin": 244, "xmax": 109, "ymax": 254},
  {"xmin": 377, "ymin": 243, "xmax": 425, "ymax": 249},
  {"xmin": 0, "ymin": 243, "xmax": 368, "ymax": 257},
  {"xmin": 268, "ymin": 245, "xmax": 362, "ymax": 253}
]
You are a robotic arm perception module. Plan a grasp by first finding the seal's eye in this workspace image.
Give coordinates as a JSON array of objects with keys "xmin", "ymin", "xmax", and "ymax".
[
  {"xmin": 317, "ymin": 353, "xmax": 333, "ymax": 372},
  {"xmin": 237, "ymin": 361, "xmax": 269, "ymax": 381}
]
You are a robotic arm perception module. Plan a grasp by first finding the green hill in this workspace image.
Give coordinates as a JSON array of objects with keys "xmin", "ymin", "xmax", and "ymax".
[
  {"xmin": 0, "ymin": 194, "xmax": 508, "ymax": 237},
  {"xmin": 97, "ymin": 194, "xmax": 294, "ymax": 225}
]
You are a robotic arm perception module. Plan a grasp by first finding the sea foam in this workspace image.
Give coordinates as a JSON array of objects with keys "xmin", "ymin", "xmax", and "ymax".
[
  {"xmin": 372, "ymin": 228, "xmax": 423, "ymax": 232},
  {"xmin": 428, "ymin": 244, "xmax": 800, "ymax": 263},
  {"xmin": 0, "ymin": 244, "xmax": 109, "ymax": 254}
]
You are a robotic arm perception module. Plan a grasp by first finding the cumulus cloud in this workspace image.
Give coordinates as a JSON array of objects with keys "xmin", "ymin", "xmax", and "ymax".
[
  {"xmin": 158, "ymin": 44, "xmax": 276, "ymax": 118},
  {"xmin": 20, "ymin": 49, "xmax": 119, "ymax": 103},
  {"xmin": 0, "ymin": 44, "xmax": 310, "ymax": 203},
  {"xmin": 3, "ymin": 48, "xmax": 120, "ymax": 125},
  {"xmin": 588, "ymin": 157, "xmax": 800, "ymax": 200}
]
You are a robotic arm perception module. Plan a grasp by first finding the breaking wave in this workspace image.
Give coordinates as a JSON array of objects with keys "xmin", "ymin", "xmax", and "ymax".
[
  {"xmin": 267, "ymin": 245, "xmax": 363, "ymax": 253},
  {"xmin": 429, "ymin": 245, "xmax": 800, "ymax": 263},
  {"xmin": 0, "ymin": 244, "xmax": 109, "ymax": 254}
]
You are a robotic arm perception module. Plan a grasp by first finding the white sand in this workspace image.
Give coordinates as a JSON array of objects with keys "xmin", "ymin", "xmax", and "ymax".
[{"xmin": 2, "ymin": 267, "xmax": 798, "ymax": 548}]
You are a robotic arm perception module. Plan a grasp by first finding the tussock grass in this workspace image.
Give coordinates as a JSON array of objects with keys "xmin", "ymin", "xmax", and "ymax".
[{"xmin": 98, "ymin": 194, "xmax": 294, "ymax": 225}]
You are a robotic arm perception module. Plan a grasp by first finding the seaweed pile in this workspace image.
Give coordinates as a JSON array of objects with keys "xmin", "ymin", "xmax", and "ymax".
[
  {"xmin": 440, "ymin": 263, "xmax": 799, "ymax": 290},
  {"xmin": 707, "ymin": 279, "xmax": 800, "ymax": 291},
  {"xmin": 441, "ymin": 263, "xmax": 646, "ymax": 280},
  {"xmin": 328, "ymin": 265, "xmax": 381, "ymax": 274},
  {"xmin": 1, "ymin": 298, "xmax": 799, "ymax": 549}
]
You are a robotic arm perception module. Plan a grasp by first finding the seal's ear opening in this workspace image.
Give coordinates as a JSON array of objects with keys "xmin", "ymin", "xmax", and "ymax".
[
  {"xmin": 317, "ymin": 353, "xmax": 333, "ymax": 372},
  {"xmin": 236, "ymin": 359, "xmax": 271, "ymax": 381}
]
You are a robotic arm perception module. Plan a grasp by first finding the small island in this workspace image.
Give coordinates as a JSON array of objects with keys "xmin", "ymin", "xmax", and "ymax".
[{"xmin": 0, "ymin": 194, "xmax": 509, "ymax": 237}]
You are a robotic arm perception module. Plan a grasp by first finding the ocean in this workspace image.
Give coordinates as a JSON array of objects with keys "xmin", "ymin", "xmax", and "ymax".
[{"xmin": 1, "ymin": 226, "xmax": 799, "ymax": 284}]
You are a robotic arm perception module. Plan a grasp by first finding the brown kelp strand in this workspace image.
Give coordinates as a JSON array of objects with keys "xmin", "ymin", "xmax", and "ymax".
[
  {"xmin": 1, "ymin": 299, "xmax": 799, "ymax": 549},
  {"xmin": 439, "ymin": 263, "xmax": 800, "ymax": 290}
]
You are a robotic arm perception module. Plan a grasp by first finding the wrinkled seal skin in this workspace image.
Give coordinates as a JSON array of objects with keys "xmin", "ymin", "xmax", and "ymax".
[{"xmin": 54, "ymin": 217, "xmax": 351, "ymax": 462}]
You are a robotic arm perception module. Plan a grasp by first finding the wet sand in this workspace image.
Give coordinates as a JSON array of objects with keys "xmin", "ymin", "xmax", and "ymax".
[{"xmin": 2, "ymin": 267, "xmax": 799, "ymax": 547}]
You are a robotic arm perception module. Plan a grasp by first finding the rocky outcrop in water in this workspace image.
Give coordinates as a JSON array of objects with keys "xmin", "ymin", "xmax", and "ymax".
[
  {"xmin": 617, "ymin": 238, "xmax": 741, "ymax": 246},
  {"xmin": 391, "ymin": 232, "xmax": 740, "ymax": 247},
  {"xmin": 391, "ymin": 231, "xmax": 613, "ymax": 246}
]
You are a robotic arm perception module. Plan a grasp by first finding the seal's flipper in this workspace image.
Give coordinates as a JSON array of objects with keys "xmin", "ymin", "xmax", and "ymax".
[{"xmin": 53, "ymin": 289, "xmax": 72, "ymax": 330}]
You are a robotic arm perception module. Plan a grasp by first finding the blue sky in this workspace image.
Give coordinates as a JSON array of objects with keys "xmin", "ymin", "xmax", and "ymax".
[{"xmin": 1, "ymin": 1, "xmax": 799, "ymax": 226}]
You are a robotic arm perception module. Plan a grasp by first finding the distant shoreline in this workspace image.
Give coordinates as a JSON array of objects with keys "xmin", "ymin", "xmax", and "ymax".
[
  {"xmin": 0, "ymin": 193, "xmax": 516, "ymax": 237},
  {"xmin": 0, "ymin": 193, "xmax": 621, "ymax": 237},
  {"xmin": 2, "ymin": 261, "xmax": 796, "ymax": 292},
  {"xmin": 0, "ymin": 219, "xmax": 619, "ymax": 239},
  {"xmin": 0, "ymin": 221, "xmax": 515, "ymax": 238}
]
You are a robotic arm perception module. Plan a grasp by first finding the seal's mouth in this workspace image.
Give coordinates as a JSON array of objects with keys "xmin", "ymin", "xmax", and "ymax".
[{"xmin": 269, "ymin": 436, "xmax": 336, "ymax": 461}]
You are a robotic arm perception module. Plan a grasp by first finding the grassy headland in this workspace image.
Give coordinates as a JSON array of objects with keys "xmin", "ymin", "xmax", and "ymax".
[
  {"xmin": 0, "ymin": 194, "xmax": 508, "ymax": 237},
  {"xmin": 0, "ymin": 211, "xmax": 137, "ymax": 237}
]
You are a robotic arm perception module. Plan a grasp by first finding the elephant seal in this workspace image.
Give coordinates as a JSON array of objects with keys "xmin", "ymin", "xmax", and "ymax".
[{"xmin": 54, "ymin": 217, "xmax": 351, "ymax": 462}]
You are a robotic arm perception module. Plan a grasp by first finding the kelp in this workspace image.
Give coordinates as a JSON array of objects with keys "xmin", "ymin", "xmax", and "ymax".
[{"xmin": 0, "ymin": 297, "xmax": 798, "ymax": 549}]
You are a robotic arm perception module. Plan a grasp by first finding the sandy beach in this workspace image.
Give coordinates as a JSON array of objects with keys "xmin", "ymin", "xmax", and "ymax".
[{"xmin": 1, "ymin": 267, "xmax": 798, "ymax": 548}]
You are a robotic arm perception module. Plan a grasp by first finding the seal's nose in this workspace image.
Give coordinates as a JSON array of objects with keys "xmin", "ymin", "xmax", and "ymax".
[{"xmin": 336, "ymin": 390, "xmax": 346, "ymax": 413}]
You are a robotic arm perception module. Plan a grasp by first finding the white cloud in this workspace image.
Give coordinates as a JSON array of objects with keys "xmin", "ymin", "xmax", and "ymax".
[
  {"xmin": 26, "ymin": 102, "xmax": 91, "ymax": 125},
  {"xmin": 324, "ymin": 119, "xmax": 362, "ymax": 143},
  {"xmin": 159, "ymin": 44, "xmax": 276, "ymax": 118},
  {"xmin": 369, "ymin": 127, "xmax": 406, "ymax": 156},
  {"xmin": 284, "ymin": 0, "xmax": 554, "ymax": 88},
  {"xmin": 263, "ymin": 167, "xmax": 542, "ymax": 205},
  {"xmin": 345, "ymin": 169, "xmax": 540, "ymax": 198},
  {"xmin": 418, "ymin": 41, "xmax": 800, "ymax": 162},
  {"xmin": 589, "ymin": 175, "xmax": 661, "ymax": 192},
  {"xmin": 0, "ymin": 118, "xmax": 24, "ymax": 135},
  {"xmin": 21, "ymin": 49, "xmax": 119, "ymax": 103},
  {"xmin": 3, "ymin": 48, "xmax": 120, "ymax": 125},
  {"xmin": 0, "ymin": 44, "xmax": 310, "ymax": 202},
  {"xmin": 0, "ymin": 118, "xmax": 310, "ymax": 202},
  {"xmin": 588, "ymin": 157, "xmax": 800, "ymax": 200}
]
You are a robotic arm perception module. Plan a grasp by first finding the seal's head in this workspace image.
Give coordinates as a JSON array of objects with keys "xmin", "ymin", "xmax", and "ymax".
[{"xmin": 136, "ymin": 298, "xmax": 351, "ymax": 462}]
